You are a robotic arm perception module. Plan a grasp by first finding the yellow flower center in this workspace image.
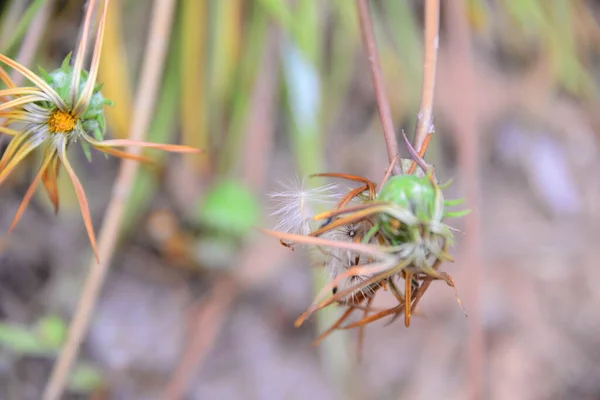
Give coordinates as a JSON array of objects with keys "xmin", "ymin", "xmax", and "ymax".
[{"xmin": 48, "ymin": 110, "xmax": 77, "ymax": 133}]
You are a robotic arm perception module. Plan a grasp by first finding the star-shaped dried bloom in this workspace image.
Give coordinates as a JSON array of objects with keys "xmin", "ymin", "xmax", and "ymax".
[{"xmin": 0, "ymin": 0, "xmax": 200, "ymax": 261}]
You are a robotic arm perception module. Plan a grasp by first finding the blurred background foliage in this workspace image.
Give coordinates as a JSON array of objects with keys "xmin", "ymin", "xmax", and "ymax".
[{"xmin": 1, "ymin": 0, "xmax": 600, "ymax": 399}]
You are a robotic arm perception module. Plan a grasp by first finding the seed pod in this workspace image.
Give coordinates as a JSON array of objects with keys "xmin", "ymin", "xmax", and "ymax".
[{"xmin": 377, "ymin": 174, "xmax": 441, "ymax": 240}]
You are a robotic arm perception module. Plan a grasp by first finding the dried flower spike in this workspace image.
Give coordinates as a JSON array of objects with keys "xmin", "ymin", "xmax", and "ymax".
[{"xmin": 0, "ymin": 0, "xmax": 200, "ymax": 261}]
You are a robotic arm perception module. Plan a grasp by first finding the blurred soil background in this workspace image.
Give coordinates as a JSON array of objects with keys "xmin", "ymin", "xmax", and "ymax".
[{"xmin": 1, "ymin": 0, "xmax": 600, "ymax": 399}]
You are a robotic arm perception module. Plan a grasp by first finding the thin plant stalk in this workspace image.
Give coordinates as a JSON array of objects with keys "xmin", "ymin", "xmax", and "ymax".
[
  {"xmin": 208, "ymin": 0, "xmax": 242, "ymax": 143},
  {"xmin": 242, "ymin": 26, "xmax": 278, "ymax": 191},
  {"xmin": 356, "ymin": 0, "xmax": 401, "ymax": 175},
  {"xmin": 163, "ymin": 238, "xmax": 292, "ymax": 399},
  {"xmin": 43, "ymin": 0, "xmax": 178, "ymax": 398},
  {"xmin": 98, "ymin": 0, "xmax": 134, "ymax": 139},
  {"xmin": 413, "ymin": 0, "xmax": 440, "ymax": 153},
  {"xmin": 121, "ymin": 28, "xmax": 181, "ymax": 236},
  {"xmin": 163, "ymin": 278, "xmax": 237, "ymax": 400},
  {"xmin": 180, "ymin": 0, "xmax": 208, "ymax": 172},
  {"xmin": 216, "ymin": 1, "xmax": 268, "ymax": 175},
  {"xmin": 392, "ymin": 0, "xmax": 442, "ymax": 308}
]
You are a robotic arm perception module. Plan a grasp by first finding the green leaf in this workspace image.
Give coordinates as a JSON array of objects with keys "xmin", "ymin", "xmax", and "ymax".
[
  {"xmin": 93, "ymin": 82, "xmax": 105, "ymax": 93},
  {"xmin": 68, "ymin": 362, "xmax": 103, "ymax": 393},
  {"xmin": 0, "ymin": 322, "xmax": 45, "ymax": 355},
  {"xmin": 198, "ymin": 180, "xmax": 259, "ymax": 237},
  {"xmin": 35, "ymin": 314, "xmax": 67, "ymax": 350},
  {"xmin": 80, "ymin": 140, "xmax": 92, "ymax": 162},
  {"xmin": 438, "ymin": 178, "xmax": 455, "ymax": 189},
  {"xmin": 61, "ymin": 52, "xmax": 73, "ymax": 71},
  {"xmin": 38, "ymin": 66, "xmax": 52, "ymax": 82},
  {"xmin": 445, "ymin": 209, "xmax": 472, "ymax": 219},
  {"xmin": 97, "ymin": 115, "xmax": 106, "ymax": 134},
  {"xmin": 444, "ymin": 198, "xmax": 466, "ymax": 207},
  {"xmin": 93, "ymin": 126, "xmax": 104, "ymax": 142}
]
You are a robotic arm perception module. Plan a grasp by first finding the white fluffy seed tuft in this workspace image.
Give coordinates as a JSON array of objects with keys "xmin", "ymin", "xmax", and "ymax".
[{"xmin": 267, "ymin": 175, "xmax": 342, "ymax": 235}]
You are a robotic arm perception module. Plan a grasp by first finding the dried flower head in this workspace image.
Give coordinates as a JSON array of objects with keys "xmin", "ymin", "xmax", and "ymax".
[
  {"xmin": 263, "ymin": 149, "xmax": 469, "ymax": 335},
  {"xmin": 0, "ymin": 0, "xmax": 200, "ymax": 261}
]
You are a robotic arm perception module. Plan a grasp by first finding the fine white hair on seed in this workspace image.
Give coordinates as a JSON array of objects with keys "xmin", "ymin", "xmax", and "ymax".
[
  {"xmin": 267, "ymin": 175, "xmax": 342, "ymax": 235},
  {"xmin": 322, "ymin": 221, "xmax": 380, "ymax": 304}
]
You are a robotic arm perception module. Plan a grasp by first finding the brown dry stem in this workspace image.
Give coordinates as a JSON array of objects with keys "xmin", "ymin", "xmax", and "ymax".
[
  {"xmin": 356, "ymin": 0, "xmax": 401, "ymax": 175},
  {"xmin": 413, "ymin": 0, "xmax": 440, "ymax": 153}
]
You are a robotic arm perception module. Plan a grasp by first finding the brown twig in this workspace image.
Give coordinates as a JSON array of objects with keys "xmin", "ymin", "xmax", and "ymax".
[
  {"xmin": 413, "ymin": 0, "xmax": 440, "ymax": 153},
  {"xmin": 163, "ymin": 277, "xmax": 237, "ymax": 400},
  {"xmin": 356, "ymin": 0, "xmax": 401, "ymax": 176},
  {"xmin": 162, "ymin": 240, "xmax": 292, "ymax": 400},
  {"xmin": 444, "ymin": 2, "xmax": 484, "ymax": 400},
  {"xmin": 43, "ymin": 0, "xmax": 177, "ymax": 398}
]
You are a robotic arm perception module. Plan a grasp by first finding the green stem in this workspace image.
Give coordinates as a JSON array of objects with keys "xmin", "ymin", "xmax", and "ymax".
[
  {"xmin": 2, "ymin": 0, "xmax": 47, "ymax": 56},
  {"xmin": 363, "ymin": 223, "xmax": 379, "ymax": 244},
  {"xmin": 216, "ymin": 1, "xmax": 267, "ymax": 175}
]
